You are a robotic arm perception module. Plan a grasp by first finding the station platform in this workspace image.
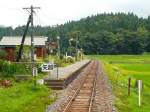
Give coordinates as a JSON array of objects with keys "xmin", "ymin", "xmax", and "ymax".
[{"xmin": 44, "ymin": 60, "xmax": 90, "ymax": 89}]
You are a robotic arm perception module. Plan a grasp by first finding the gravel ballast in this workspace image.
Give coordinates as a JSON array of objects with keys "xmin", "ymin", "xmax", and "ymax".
[{"xmin": 46, "ymin": 61, "xmax": 115, "ymax": 112}]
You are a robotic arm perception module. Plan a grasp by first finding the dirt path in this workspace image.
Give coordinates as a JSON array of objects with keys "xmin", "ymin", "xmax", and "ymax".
[{"xmin": 92, "ymin": 61, "xmax": 115, "ymax": 112}]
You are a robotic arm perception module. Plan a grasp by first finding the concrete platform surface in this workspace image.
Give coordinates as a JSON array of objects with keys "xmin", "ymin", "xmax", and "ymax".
[{"xmin": 44, "ymin": 60, "xmax": 90, "ymax": 80}]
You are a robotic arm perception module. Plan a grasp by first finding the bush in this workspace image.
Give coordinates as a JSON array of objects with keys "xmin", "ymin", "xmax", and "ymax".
[
  {"xmin": 66, "ymin": 56, "xmax": 74, "ymax": 63},
  {"xmin": 0, "ymin": 60, "xmax": 4, "ymax": 71},
  {"xmin": 2, "ymin": 62, "xmax": 16, "ymax": 77},
  {"xmin": 0, "ymin": 49, "xmax": 7, "ymax": 60},
  {"xmin": 60, "ymin": 54, "xmax": 64, "ymax": 60},
  {"xmin": 36, "ymin": 63, "xmax": 42, "ymax": 73},
  {"xmin": 15, "ymin": 63, "xmax": 31, "ymax": 75},
  {"xmin": 0, "ymin": 61, "xmax": 31, "ymax": 77},
  {"xmin": 54, "ymin": 58, "xmax": 63, "ymax": 67}
]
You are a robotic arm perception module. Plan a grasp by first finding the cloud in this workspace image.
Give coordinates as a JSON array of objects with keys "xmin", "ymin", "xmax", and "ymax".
[{"xmin": 0, "ymin": 0, "xmax": 149, "ymax": 27}]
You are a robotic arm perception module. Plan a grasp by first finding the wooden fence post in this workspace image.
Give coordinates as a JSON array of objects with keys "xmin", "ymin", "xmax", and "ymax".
[{"xmin": 128, "ymin": 77, "xmax": 131, "ymax": 96}]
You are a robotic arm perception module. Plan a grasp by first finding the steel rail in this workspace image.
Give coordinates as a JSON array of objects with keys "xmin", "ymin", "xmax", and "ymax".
[
  {"xmin": 62, "ymin": 61, "xmax": 97, "ymax": 112},
  {"xmin": 88, "ymin": 61, "xmax": 98, "ymax": 112}
]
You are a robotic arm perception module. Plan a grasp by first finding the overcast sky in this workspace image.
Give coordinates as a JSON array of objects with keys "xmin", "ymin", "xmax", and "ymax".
[{"xmin": 0, "ymin": 0, "xmax": 150, "ymax": 28}]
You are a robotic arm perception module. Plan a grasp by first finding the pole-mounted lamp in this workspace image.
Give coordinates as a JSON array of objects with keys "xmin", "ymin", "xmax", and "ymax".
[{"xmin": 56, "ymin": 36, "xmax": 60, "ymax": 79}]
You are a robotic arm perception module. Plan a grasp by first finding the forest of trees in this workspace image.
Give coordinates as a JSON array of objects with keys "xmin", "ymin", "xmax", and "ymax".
[{"xmin": 0, "ymin": 12, "xmax": 150, "ymax": 54}]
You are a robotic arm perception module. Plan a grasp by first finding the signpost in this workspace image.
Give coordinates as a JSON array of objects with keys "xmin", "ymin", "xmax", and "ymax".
[
  {"xmin": 138, "ymin": 80, "xmax": 142, "ymax": 107},
  {"xmin": 32, "ymin": 67, "xmax": 38, "ymax": 86},
  {"xmin": 32, "ymin": 67, "xmax": 38, "ymax": 76}
]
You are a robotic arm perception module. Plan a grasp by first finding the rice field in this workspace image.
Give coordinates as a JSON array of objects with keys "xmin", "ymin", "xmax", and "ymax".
[{"xmin": 88, "ymin": 55, "xmax": 150, "ymax": 112}]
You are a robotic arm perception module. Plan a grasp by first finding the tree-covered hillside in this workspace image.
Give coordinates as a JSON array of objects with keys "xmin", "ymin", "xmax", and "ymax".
[{"xmin": 0, "ymin": 13, "xmax": 150, "ymax": 54}]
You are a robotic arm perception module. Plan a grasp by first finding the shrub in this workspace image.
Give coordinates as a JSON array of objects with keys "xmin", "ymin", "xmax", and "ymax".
[
  {"xmin": 60, "ymin": 54, "xmax": 64, "ymax": 60},
  {"xmin": 0, "ymin": 49, "xmax": 7, "ymax": 60},
  {"xmin": 54, "ymin": 58, "xmax": 63, "ymax": 67},
  {"xmin": 2, "ymin": 62, "xmax": 16, "ymax": 77},
  {"xmin": 36, "ymin": 63, "xmax": 42, "ymax": 73},
  {"xmin": 14, "ymin": 63, "xmax": 31, "ymax": 75},
  {"xmin": 66, "ymin": 56, "xmax": 74, "ymax": 63},
  {"xmin": 0, "ymin": 60, "xmax": 4, "ymax": 71},
  {"xmin": 0, "ymin": 61, "xmax": 31, "ymax": 77}
]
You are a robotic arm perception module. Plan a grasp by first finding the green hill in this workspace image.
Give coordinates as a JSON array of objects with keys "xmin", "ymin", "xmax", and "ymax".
[{"xmin": 0, "ymin": 13, "xmax": 150, "ymax": 54}]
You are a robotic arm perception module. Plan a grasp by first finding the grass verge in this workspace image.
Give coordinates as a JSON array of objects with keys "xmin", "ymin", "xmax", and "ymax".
[
  {"xmin": 88, "ymin": 55, "xmax": 150, "ymax": 112},
  {"xmin": 0, "ymin": 81, "xmax": 55, "ymax": 112}
]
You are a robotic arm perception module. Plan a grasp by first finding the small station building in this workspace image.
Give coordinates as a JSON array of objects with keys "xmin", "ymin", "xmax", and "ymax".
[{"xmin": 0, "ymin": 36, "xmax": 48, "ymax": 61}]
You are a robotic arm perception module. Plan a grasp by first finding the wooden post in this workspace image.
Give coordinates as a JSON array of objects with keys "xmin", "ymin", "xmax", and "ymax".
[{"xmin": 128, "ymin": 77, "xmax": 131, "ymax": 96}]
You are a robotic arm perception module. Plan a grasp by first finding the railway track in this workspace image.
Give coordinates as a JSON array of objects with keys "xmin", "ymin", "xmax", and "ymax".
[{"xmin": 62, "ymin": 61, "xmax": 98, "ymax": 112}]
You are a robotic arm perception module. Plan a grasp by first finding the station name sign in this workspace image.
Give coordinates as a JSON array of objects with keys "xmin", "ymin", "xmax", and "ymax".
[{"xmin": 41, "ymin": 62, "xmax": 54, "ymax": 72}]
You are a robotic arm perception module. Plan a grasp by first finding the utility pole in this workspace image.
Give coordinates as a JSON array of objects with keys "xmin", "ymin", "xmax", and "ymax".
[
  {"xmin": 23, "ymin": 5, "xmax": 40, "ymax": 86},
  {"xmin": 23, "ymin": 5, "xmax": 40, "ymax": 62},
  {"xmin": 30, "ymin": 6, "xmax": 34, "ymax": 62}
]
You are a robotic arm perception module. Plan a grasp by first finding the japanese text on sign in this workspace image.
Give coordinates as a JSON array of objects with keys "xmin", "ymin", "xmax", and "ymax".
[{"xmin": 41, "ymin": 63, "xmax": 54, "ymax": 72}]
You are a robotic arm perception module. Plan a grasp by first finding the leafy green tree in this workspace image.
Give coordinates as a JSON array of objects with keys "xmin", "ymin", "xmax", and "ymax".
[{"xmin": 0, "ymin": 12, "xmax": 150, "ymax": 54}]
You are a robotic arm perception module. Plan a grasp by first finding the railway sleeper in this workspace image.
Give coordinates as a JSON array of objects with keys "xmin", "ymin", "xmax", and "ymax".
[
  {"xmin": 71, "ymin": 102, "xmax": 89, "ymax": 105},
  {"xmin": 69, "ymin": 108, "xmax": 88, "ymax": 112},
  {"xmin": 74, "ymin": 98, "xmax": 90, "ymax": 101},
  {"xmin": 79, "ymin": 90, "xmax": 92, "ymax": 93}
]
